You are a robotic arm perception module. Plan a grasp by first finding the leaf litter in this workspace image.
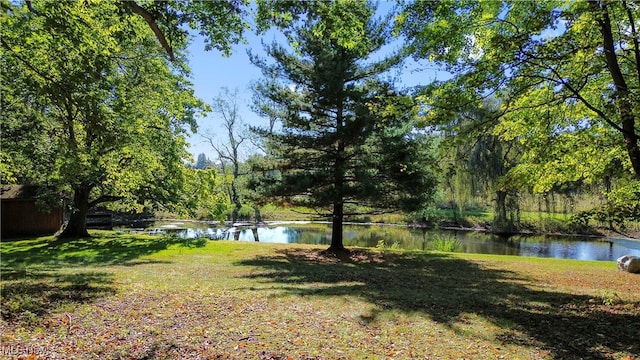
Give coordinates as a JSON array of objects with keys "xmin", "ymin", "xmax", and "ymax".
[{"xmin": 1, "ymin": 236, "xmax": 639, "ymax": 359}]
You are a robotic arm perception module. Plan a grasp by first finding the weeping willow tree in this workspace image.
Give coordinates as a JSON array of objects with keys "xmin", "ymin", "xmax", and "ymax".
[
  {"xmin": 470, "ymin": 133, "xmax": 521, "ymax": 234},
  {"xmin": 437, "ymin": 99, "xmax": 522, "ymax": 233},
  {"xmin": 400, "ymin": 0, "xmax": 640, "ymax": 229}
]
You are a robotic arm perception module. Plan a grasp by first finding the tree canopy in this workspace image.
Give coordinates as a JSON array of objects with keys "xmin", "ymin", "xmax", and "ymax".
[
  {"xmin": 251, "ymin": 0, "xmax": 438, "ymax": 251},
  {"xmin": 399, "ymin": 0, "xmax": 640, "ymax": 202},
  {"xmin": 1, "ymin": 0, "xmax": 211, "ymax": 237},
  {"xmin": 4, "ymin": 0, "xmax": 639, "ymax": 240}
]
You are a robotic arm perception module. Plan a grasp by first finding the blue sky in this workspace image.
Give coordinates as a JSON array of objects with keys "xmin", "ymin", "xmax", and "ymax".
[
  {"xmin": 184, "ymin": 16, "xmax": 450, "ymax": 161},
  {"xmin": 185, "ymin": 30, "xmax": 275, "ymax": 159}
]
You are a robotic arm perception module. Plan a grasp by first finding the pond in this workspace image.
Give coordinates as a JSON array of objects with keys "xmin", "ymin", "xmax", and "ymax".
[{"xmin": 129, "ymin": 220, "xmax": 640, "ymax": 262}]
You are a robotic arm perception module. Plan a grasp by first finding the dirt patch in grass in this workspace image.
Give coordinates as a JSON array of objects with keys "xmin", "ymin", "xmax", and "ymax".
[{"xmin": 1, "ymin": 233, "xmax": 639, "ymax": 359}]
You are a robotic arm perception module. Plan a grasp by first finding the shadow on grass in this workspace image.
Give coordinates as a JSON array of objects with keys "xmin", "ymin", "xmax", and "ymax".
[
  {"xmin": 1, "ymin": 233, "xmax": 206, "ymax": 327},
  {"xmin": 238, "ymin": 249, "xmax": 639, "ymax": 360},
  {"xmin": 1, "ymin": 270, "xmax": 117, "ymax": 325},
  {"xmin": 1, "ymin": 232, "xmax": 206, "ymax": 268}
]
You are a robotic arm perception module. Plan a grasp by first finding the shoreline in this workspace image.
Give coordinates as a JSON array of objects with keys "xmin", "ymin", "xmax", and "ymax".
[{"xmin": 115, "ymin": 217, "xmax": 640, "ymax": 243}]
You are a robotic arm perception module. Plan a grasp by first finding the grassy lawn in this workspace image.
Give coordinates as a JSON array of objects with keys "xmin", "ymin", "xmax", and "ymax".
[{"xmin": 1, "ymin": 231, "xmax": 639, "ymax": 359}]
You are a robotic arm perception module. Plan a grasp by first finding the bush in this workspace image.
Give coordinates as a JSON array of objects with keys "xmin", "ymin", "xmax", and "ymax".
[
  {"xmin": 429, "ymin": 236, "xmax": 464, "ymax": 252},
  {"xmin": 572, "ymin": 202, "xmax": 640, "ymax": 230},
  {"xmin": 375, "ymin": 239, "xmax": 401, "ymax": 250}
]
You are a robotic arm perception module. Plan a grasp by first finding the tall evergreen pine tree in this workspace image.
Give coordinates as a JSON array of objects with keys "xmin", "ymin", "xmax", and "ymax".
[{"xmin": 251, "ymin": 1, "xmax": 437, "ymax": 252}]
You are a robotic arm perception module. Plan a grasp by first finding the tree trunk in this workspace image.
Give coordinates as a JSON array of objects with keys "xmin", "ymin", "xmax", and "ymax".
[
  {"xmin": 231, "ymin": 159, "xmax": 242, "ymax": 223},
  {"xmin": 328, "ymin": 201, "xmax": 345, "ymax": 251},
  {"xmin": 493, "ymin": 190, "xmax": 509, "ymax": 234},
  {"xmin": 328, "ymin": 104, "xmax": 346, "ymax": 253},
  {"xmin": 231, "ymin": 198, "xmax": 240, "ymax": 223},
  {"xmin": 592, "ymin": 1, "xmax": 640, "ymax": 177},
  {"xmin": 57, "ymin": 185, "xmax": 91, "ymax": 239},
  {"xmin": 253, "ymin": 206, "xmax": 263, "ymax": 223},
  {"xmin": 620, "ymin": 105, "xmax": 640, "ymax": 178}
]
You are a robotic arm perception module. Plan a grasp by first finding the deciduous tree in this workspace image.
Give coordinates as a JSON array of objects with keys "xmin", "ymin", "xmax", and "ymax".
[
  {"xmin": 399, "ymin": 0, "xmax": 640, "ymax": 202},
  {"xmin": 204, "ymin": 88, "xmax": 247, "ymax": 223},
  {"xmin": 1, "ymin": 1, "xmax": 208, "ymax": 238}
]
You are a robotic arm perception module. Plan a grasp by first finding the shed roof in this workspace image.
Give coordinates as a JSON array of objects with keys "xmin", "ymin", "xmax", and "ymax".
[{"xmin": 1, "ymin": 185, "xmax": 40, "ymax": 200}]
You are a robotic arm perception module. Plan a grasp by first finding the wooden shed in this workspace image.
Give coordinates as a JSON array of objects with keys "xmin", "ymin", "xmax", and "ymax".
[{"xmin": 1, "ymin": 185, "xmax": 63, "ymax": 238}]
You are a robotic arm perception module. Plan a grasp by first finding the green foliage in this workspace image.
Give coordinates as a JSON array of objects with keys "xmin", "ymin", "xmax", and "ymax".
[
  {"xmin": 1, "ymin": 0, "xmax": 217, "ymax": 236},
  {"xmin": 600, "ymin": 290, "xmax": 622, "ymax": 306},
  {"xmin": 0, "ymin": 152, "xmax": 17, "ymax": 184},
  {"xmin": 255, "ymin": 0, "xmax": 375, "ymax": 54},
  {"xmin": 572, "ymin": 202, "xmax": 640, "ymax": 230},
  {"xmin": 569, "ymin": 178, "xmax": 640, "ymax": 230},
  {"xmin": 250, "ymin": 1, "xmax": 438, "ymax": 248},
  {"xmin": 177, "ymin": 168, "xmax": 230, "ymax": 222},
  {"xmin": 429, "ymin": 236, "xmax": 465, "ymax": 253},
  {"xmin": 434, "ymin": 99, "xmax": 522, "ymax": 232},
  {"xmin": 399, "ymin": 0, "xmax": 640, "ymax": 216},
  {"xmin": 375, "ymin": 239, "xmax": 401, "ymax": 250},
  {"xmin": 206, "ymin": 88, "xmax": 247, "ymax": 223},
  {"xmin": 156, "ymin": 0, "xmax": 249, "ymax": 57}
]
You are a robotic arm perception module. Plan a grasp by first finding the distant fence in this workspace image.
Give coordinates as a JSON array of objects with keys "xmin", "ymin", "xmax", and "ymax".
[{"xmin": 86, "ymin": 211, "xmax": 113, "ymax": 229}]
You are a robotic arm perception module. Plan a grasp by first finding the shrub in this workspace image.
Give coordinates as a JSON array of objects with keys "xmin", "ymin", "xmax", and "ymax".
[
  {"xmin": 429, "ymin": 236, "xmax": 464, "ymax": 252},
  {"xmin": 375, "ymin": 239, "xmax": 401, "ymax": 250}
]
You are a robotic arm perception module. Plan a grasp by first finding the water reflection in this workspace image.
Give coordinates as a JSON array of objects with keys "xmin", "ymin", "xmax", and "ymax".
[{"xmin": 134, "ymin": 221, "xmax": 640, "ymax": 261}]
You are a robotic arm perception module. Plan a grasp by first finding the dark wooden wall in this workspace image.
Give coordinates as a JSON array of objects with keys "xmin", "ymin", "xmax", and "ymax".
[{"xmin": 1, "ymin": 199, "xmax": 63, "ymax": 238}]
